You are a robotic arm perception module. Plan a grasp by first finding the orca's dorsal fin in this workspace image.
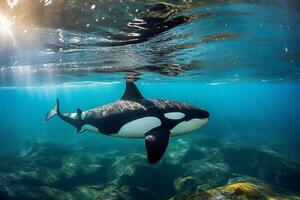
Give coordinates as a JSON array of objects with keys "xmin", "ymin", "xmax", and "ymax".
[
  {"xmin": 121, "ymin": 81, "xmax": 144, "ymax": 101},
  {"xmin": 77, "ymin": 108, "xmax": 82, "ymax": 119}
]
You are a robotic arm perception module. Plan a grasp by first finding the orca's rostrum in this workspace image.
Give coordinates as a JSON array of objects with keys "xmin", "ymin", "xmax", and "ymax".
[{"xmin": 45, "ymin": 81, "xmax": 209, "ymax": 164}]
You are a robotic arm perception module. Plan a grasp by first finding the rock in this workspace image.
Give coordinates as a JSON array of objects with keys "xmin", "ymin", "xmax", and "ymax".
[
  {"xmin": 171, "ymin": 182, "xmax": 300, "ymax": 200},
  {"xmin": 164, "ymin": 138, "xmax": 192, "ymax": 165},
  {"xmin": 18, "ymin": 166, "xmax": 61, "ymax": 185},
  {"xmin": 109, "ymin": 153, "xmax": 179, "ymax": 199},
  {"xmin": 109, "ymin": 153, "xmax": 147, "ymax": 178},
  {"xmin": 0, "ymin": 141, "xmax": 117, "ymax": 200},
  {"xmin": 36, "ymin": 186, "xmax": 75, "ymax": 200},
  {"xmin": 199, "ymin": 182, "xmax": 300, "ymax": 200},
  {"xmin": 164, "ymin": 137, "xmax": 219, "ymax": 164},
  {"xmin": 182, "ymin": 145, "xmax": 219, "ymax": 163},
  {"xmin": 201, "ymin": 182, "xmax": 268, "ymax": 200},
  {"xmin": 174, "ymin": 176, "xmax": 198, "ymax": 194},
  {"xmin": 182, "ymin": 160, "xmax": 232, "ymax": 192},
  {"xmin": 95, "ymin": 185, "xmax": 133, "ymax": 200},
  {"xmin": 2, "ymin": 138, "xmax": 300, "ymax": 200},
  {"xmin": 220, "ymin": 147, "xmax": 300, "ymax": 192},
  {"xmin": 169, "ymin": 193, "xmax": 190, "ymax": 200}
]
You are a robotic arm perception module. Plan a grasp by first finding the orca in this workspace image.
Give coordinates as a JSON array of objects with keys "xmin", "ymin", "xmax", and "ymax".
[{"xmin": 45, "ymin": 81, "xmax": 209, "ymax": 164}]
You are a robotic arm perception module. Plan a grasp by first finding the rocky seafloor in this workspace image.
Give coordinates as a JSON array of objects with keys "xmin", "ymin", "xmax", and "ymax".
[{"xmin": 0, "ymin": 133, "xmax": 300, "ymax": 200}]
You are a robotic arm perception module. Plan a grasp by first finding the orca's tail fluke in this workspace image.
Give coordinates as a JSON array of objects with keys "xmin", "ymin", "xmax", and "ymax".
[{"xmin": 44, "ymin": 98, "xmax": 60, "ymax": 123}]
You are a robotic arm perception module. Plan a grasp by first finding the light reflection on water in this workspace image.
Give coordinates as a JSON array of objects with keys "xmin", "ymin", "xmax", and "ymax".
[{"xmin": 0, "ymin": 0, "xmax": 299, "ymax": 86}]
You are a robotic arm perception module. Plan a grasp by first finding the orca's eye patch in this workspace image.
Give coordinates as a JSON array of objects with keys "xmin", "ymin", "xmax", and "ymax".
[{"xmin": 164, "ymin": 112, "xmax": 185, "ymax": 120}]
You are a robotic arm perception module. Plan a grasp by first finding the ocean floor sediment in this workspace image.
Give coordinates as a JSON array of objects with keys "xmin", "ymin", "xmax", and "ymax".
[{"xmin": 0, "ymin": 134, "xmax": 299, "ymax": 200}]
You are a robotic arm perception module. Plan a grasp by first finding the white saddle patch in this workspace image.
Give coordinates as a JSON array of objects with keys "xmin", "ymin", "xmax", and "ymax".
[
  {"xmin": 81, "ymin": 124, "xmax": 99, "ymax": 133},
  {"xmin": 70, "ymin": 113, "xmax": 77, "ymax": 118},
  {"xmin": 164, "ymin": 112, "xmax": 185, "ymax": 120},
  {"xmin": 114, "ymin": 117, "xmax": 161, "ymax": 138},
  {"xmin": 170, "ymin": 118, "xmax": 208, "ymax": 136}
]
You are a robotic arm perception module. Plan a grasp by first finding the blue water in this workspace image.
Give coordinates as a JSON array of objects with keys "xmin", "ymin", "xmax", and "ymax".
[
  {"xmin": 1, "ymin": 82, "xmax": 300, "ymax": 152},
  {"xmin": 1, "ymin": 0, "xmax": 300, "ymax": 199}
]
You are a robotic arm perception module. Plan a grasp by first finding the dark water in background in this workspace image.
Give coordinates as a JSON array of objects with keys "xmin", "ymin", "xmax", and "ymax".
[{"xmin": 0, "ymin": 0, "xmax": 300, "ymax": 200}]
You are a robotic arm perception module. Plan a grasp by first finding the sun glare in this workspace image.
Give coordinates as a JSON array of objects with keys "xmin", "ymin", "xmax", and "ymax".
[
  {"xmin": 0, "ymin": 14, "xmax": 12, "ymax": 37},
  {"xmin": 7, "ymin": 0, "xmax": 20, "ymax": 9}
]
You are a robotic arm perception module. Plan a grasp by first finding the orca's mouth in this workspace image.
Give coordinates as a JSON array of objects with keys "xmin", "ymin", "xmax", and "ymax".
[
  {"xmin": 200, "ymin": 110, "xmax": 210, "ymax": 119},
  {"xmin": 201, "ymin": 118, "xmax": 209, "ymax": 124}
]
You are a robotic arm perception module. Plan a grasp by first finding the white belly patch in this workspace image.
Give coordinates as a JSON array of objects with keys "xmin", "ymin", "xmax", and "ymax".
[
  {"xmin": 164, "ymin": 112, "xmax": 185, "ymax": 120},
  {"xmin": 113, "ymin": 117, "xmax": 161, "ymax": 138},
  {"xmin": 170, "ymin": 118, "xmax": 208, "ymax": 136}
]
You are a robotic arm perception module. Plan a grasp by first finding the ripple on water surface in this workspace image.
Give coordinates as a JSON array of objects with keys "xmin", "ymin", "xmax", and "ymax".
[{"xmin": 0, "ymin": 0, "xmax": 299, "ymax": 86}]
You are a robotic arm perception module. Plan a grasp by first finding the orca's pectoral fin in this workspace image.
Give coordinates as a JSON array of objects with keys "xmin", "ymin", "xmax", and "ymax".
[
  {"xmin": 77, "ymin": 128, "xmax": 84, "ymax": 134},
  {"xmin": 145, "ymin": 128, "xmax": 170, "ymax": 164}
]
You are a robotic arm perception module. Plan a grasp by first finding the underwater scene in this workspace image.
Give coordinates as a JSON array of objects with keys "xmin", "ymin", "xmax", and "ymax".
[{"xmin": 1, "ymin": 0, "xmax": 300, "ymax": 199}]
